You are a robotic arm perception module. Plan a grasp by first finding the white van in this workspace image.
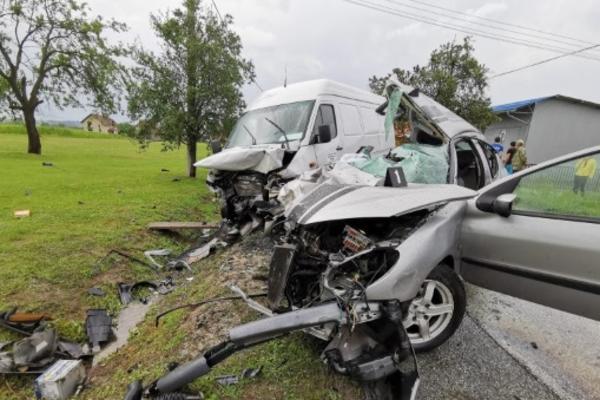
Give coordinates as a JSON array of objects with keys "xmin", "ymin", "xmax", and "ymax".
[{"xmin": 195, "ymin": 79, "xmax": 393, "ymax": 226}]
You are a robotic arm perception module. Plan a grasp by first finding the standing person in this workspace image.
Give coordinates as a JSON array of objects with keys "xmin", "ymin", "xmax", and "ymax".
[
  {"xmin": 573, "ymin": 157, "xmax": 597, "ymax": 196},
  {"xmin": 491, "ymin": 136, "xmax": 504, "ymax": 154},
  {"xmin": 504, "ymin": 141, "xmax": 517, "ymax": 174},
  {"xmin": 512, "ymin": 139, "xmax": 528, "ymax": 173}
]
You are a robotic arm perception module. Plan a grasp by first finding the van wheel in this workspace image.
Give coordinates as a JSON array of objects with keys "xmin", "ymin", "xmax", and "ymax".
[{"xmin": 403, "ymin": 263, "xmax": 466, "ymax": 352}]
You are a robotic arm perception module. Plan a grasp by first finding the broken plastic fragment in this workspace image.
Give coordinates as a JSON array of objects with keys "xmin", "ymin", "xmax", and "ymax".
[{"xmin": 384, "ymin": 87, "xmax": 402, "ymax": 142}]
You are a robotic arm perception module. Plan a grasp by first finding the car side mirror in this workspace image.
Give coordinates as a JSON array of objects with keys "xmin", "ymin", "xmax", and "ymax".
[
  {"xmin": 210, "ymin": 140, "xmax": 222, "ymax": 154},
  {"xmin": 317, "ymin": 125, "xmax": 332, "ymax": 144},
  {"xmin": 492, "ymin": 193, "xmax": 516, "ymax": 218}
]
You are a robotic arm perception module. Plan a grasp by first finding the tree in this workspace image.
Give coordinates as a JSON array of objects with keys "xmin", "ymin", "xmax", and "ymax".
[
  {"xmin": 369, "ymin": 37, "xmax": 498, "ymax": 131},
  {"xmin": 117, "ymin": 122, "xmax": 135, "ymax": 137},
  {"xmin": 0, "ymin": 0, "xmax": 129, "ymax": 154},
  {"xmin": 128, "ymin": 0, "xmax": 254, "ymax": 178}
]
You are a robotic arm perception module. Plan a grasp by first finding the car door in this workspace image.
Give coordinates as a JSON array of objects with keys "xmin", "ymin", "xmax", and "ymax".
[
  {"xmin": 460, "ymin": 146, "xmax": 600, "ymax": 321},
  {"xmin": 310, "ymin": 102, "xmax": 342, "ymax": 169}
]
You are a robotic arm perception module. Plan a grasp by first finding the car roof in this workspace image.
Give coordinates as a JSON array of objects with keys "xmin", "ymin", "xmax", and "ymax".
[{"xmin": 387, "ymin": 80, "xmax": 481, "ymax": 139}]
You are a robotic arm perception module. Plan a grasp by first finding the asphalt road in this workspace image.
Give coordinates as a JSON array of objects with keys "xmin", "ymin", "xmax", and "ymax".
[{"xmin": 415, "ymin": 284, "xmax": 600, "ymax": 400}]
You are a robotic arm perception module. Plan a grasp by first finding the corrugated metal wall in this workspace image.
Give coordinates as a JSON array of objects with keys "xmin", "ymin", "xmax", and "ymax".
[{"xmin": 527, "ymin": 99, "xmax": 600, "ymax": 163}]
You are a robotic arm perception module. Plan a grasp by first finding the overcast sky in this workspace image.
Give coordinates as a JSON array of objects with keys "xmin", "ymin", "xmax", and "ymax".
[{"xmin": 36, "ymin": 0, "xmax": 600, "ymax": 121}]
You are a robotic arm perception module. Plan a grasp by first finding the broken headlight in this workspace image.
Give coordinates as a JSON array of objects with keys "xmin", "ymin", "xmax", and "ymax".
[{"xmin": 233, "ymin": 174, "xmax": 265, "ymax": 197}]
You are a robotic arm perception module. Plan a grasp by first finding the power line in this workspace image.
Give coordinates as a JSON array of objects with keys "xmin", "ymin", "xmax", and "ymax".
[
  {"xmin": 382, "ymin": 0, "xmax": 600, "ymax": 53},
  {"xmin": 490, "ymin": 43, "xmax": 600, "ymax": 78},
  {"xmin": 399, "ymin": 0, "xmax": 595, "ymax": 47},
  {"xmin": 345, "ymin": 0, "xmax": 600, "ymax": 61},
  {"xmin": 343, "ymin": 0, "xmax": 600, "ymax": 62},
  {"xmin": 210, "ymin": 0, "xmax": 264, "ymax": 92},
  {"xmin": 210, "ymin": 0, "xmax": 223, "ymax": 22}
]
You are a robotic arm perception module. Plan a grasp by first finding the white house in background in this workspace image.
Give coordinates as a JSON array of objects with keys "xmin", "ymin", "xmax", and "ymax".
[{"xmin": 81, "ymin": 113, "xmax": 118, "ymax": 134}]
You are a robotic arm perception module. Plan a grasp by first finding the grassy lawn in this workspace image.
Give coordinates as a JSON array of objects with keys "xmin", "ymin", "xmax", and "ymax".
[
  {"xmin": 515, "ymin": 184, "xmax": 600, "ymax": 219},
  {"xmin": 0, "ymin": 127, "xmax": 357, "ymax": 399},
  {"xmin": 0, "ymin": 127, "xmax": 215, "ymax": 325}
]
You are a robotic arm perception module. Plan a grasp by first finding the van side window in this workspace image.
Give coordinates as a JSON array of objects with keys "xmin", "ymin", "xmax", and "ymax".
[
  {"xmin": 339, "ymin": 104, "xmax": 363, "ymax": 136},
  {"xmin": 312, "ymin": 104, "xmax": 337, "ymax": 140},
  {"xmin": 359, "ymin": 106, "xmax": 383, "ymax": 135}
]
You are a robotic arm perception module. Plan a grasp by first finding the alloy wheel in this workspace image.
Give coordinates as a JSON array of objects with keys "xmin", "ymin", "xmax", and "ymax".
[{"xmin": 403, "ymin": 279, "xmax": 455, "ymax": 344}]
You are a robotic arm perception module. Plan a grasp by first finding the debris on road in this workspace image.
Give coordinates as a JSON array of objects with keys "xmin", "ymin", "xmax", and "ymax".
[{"xmin": 34, "ymin": 359, "xmax": 86, "ymax": 400}]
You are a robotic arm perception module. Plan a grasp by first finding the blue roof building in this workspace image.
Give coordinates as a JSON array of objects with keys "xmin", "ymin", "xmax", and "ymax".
[{"xmin": 484, "ymin": 95, "xmax": 600, "ymax": 164}]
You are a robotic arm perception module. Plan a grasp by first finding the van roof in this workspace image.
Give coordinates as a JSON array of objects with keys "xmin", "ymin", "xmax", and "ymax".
[{"xmin": 247, "ymin": 79, "xmax": 385, "ymax": 111}]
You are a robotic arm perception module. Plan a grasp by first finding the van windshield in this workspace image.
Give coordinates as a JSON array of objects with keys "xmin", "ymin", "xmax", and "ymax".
[{"xmin": 227, "ymin": 100, "xmax": 315, "ymax": 147}]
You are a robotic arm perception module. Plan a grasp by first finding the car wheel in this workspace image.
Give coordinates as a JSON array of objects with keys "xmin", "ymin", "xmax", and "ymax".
[{"xmin": 403, "ymin": 263, "xmax": 466, "ymax": 352}]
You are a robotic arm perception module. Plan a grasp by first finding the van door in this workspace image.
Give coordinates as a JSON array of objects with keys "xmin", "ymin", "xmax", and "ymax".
[{"xmin": 310, "ymin": 103, "xmax": 343, "ymax": 168}]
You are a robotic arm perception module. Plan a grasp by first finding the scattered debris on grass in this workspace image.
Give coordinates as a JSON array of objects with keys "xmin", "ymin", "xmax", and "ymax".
[
  {"xmin": 87, "ymin": 288, "xmax": 106, "ymax": 297},
  {"xmin": 34, "ymin": 359, "xmax": 86, "ymax": 400},
  {"xmin": 14, "ymin": 209, "xmax": 31, "ymax": 218},
  {"xmin": 85, "ymin": 310, "xmax": 112, "ymax": 354},
  {"xmin": 147, "ymin": 221, "xmax": 219, "ymax": 232}
]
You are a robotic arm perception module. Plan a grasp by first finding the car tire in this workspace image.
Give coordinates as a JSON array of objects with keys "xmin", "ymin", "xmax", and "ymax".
[{"xmin": 403, "ymin": 263, "xmax": 466, "ymax": 353}]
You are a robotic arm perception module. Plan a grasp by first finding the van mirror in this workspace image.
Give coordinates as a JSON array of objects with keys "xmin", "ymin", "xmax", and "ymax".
[
  {"xmin": 317, "ymin": 125, "xmax": 332, "ymax": 144},
  {"xmin": 210, "ymin": 140, "xmax": 222, "ymax": 154}
]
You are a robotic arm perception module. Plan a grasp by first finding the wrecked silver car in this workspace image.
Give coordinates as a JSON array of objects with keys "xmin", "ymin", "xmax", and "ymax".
[
  {"xmin": 123, "ymin": 82, "xmax": 503, "ymax": 399},
  {"xmin": 125, "ymin": 81, "xmax": 600, "ymax": 399}
]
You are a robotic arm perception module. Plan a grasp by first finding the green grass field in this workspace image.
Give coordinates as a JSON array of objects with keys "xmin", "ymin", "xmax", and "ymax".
[
  {"xmin": 1, "ymin": 126, "xmax": 216, "ymax": 324},
  {"xmin": 0, "ymin": 126, "xmax": 355, "ymax": 399}
]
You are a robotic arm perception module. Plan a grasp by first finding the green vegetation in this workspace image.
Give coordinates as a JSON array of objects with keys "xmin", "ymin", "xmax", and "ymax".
[
  {"xmin": 128, "ymin": 0, "xmax": 254, "ymax": 177},
  {"xmin": 0, "ymin": 128, "xmax": 356, "ymax": 399},
  {"xmin": 369, "ymin": 36, "xmax": 498, "ymax": 131},
  {"xmin": 0, "ymin": 127, "xmax": 214, "ymax": 326},
  {"xmin": 0, "ymin": 123, "xmax": 117, "ymax": 139},
  {"xmin": 515, "ymin": 185, "xmax": 600, "ymax": 219},
  {"xmin": 0, "ymin": 0, "xmax": 128, "ymax": 155}
]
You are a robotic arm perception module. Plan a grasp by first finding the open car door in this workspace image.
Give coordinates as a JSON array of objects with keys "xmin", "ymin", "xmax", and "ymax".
[{"xmin": 460, "ymin": 146, "xmax": 600, "ymax": 321}]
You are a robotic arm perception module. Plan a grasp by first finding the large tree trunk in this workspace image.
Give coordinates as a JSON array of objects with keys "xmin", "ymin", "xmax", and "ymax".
[
  {"xmin": 187, "ymin": 139, "xmax": 197, "ymax": 178},
  {"xmin": 23, "ymin": 107, "xmax": 42, "ymax": 155}
]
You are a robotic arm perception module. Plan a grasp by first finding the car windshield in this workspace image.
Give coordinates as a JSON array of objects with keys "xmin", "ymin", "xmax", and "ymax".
[{"xmin": 227, "ymin": 100, "xmax": 315, "ymax": 147}]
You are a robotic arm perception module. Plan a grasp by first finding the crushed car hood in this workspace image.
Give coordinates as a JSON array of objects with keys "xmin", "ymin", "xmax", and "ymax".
[
  {"xmin": 288, "ymin": 184, "xmax": 476, "ymax": 225},
  {"xmin": 194, "ymin": 145, "xmax": 286, "ymax": 174}
]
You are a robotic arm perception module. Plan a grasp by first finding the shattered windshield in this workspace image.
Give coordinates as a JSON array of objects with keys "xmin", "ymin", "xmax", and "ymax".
[{"xmin": 227, "ymin": 100, "xmax": 315, "ymax": 147}]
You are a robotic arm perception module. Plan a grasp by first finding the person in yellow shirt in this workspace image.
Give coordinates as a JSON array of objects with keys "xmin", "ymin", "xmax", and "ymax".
[{"xmin": 573, "ymin": 156, "xmax": 597, "ymax": 195}]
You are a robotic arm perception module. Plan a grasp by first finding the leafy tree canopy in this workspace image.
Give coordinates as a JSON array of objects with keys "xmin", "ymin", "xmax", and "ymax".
[
  {"xmin": 128, "ymin": 0, "xmax": 255, "ymax": 177},
  {"xmin": 0, "ymin": 0, "xmax": 129, "ymax": 154},
  {"xmin": 369, "ymin": 37, "xmax": 498, "ymax": 131}
]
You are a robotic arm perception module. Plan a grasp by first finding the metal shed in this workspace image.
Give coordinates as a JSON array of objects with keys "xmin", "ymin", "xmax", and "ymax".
[{"xmin": 484, "ymin": 95, "xmax": 600, "ymax": 164}]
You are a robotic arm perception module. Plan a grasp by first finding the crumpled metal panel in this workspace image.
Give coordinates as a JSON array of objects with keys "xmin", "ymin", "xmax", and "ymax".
[
  {"xmin": 299, "ymin": 184, "xmax": 475, "ymax": 225},
  {"xmin": 194, "ymin": 146, "xmax": 285, "ymax": 174}
]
